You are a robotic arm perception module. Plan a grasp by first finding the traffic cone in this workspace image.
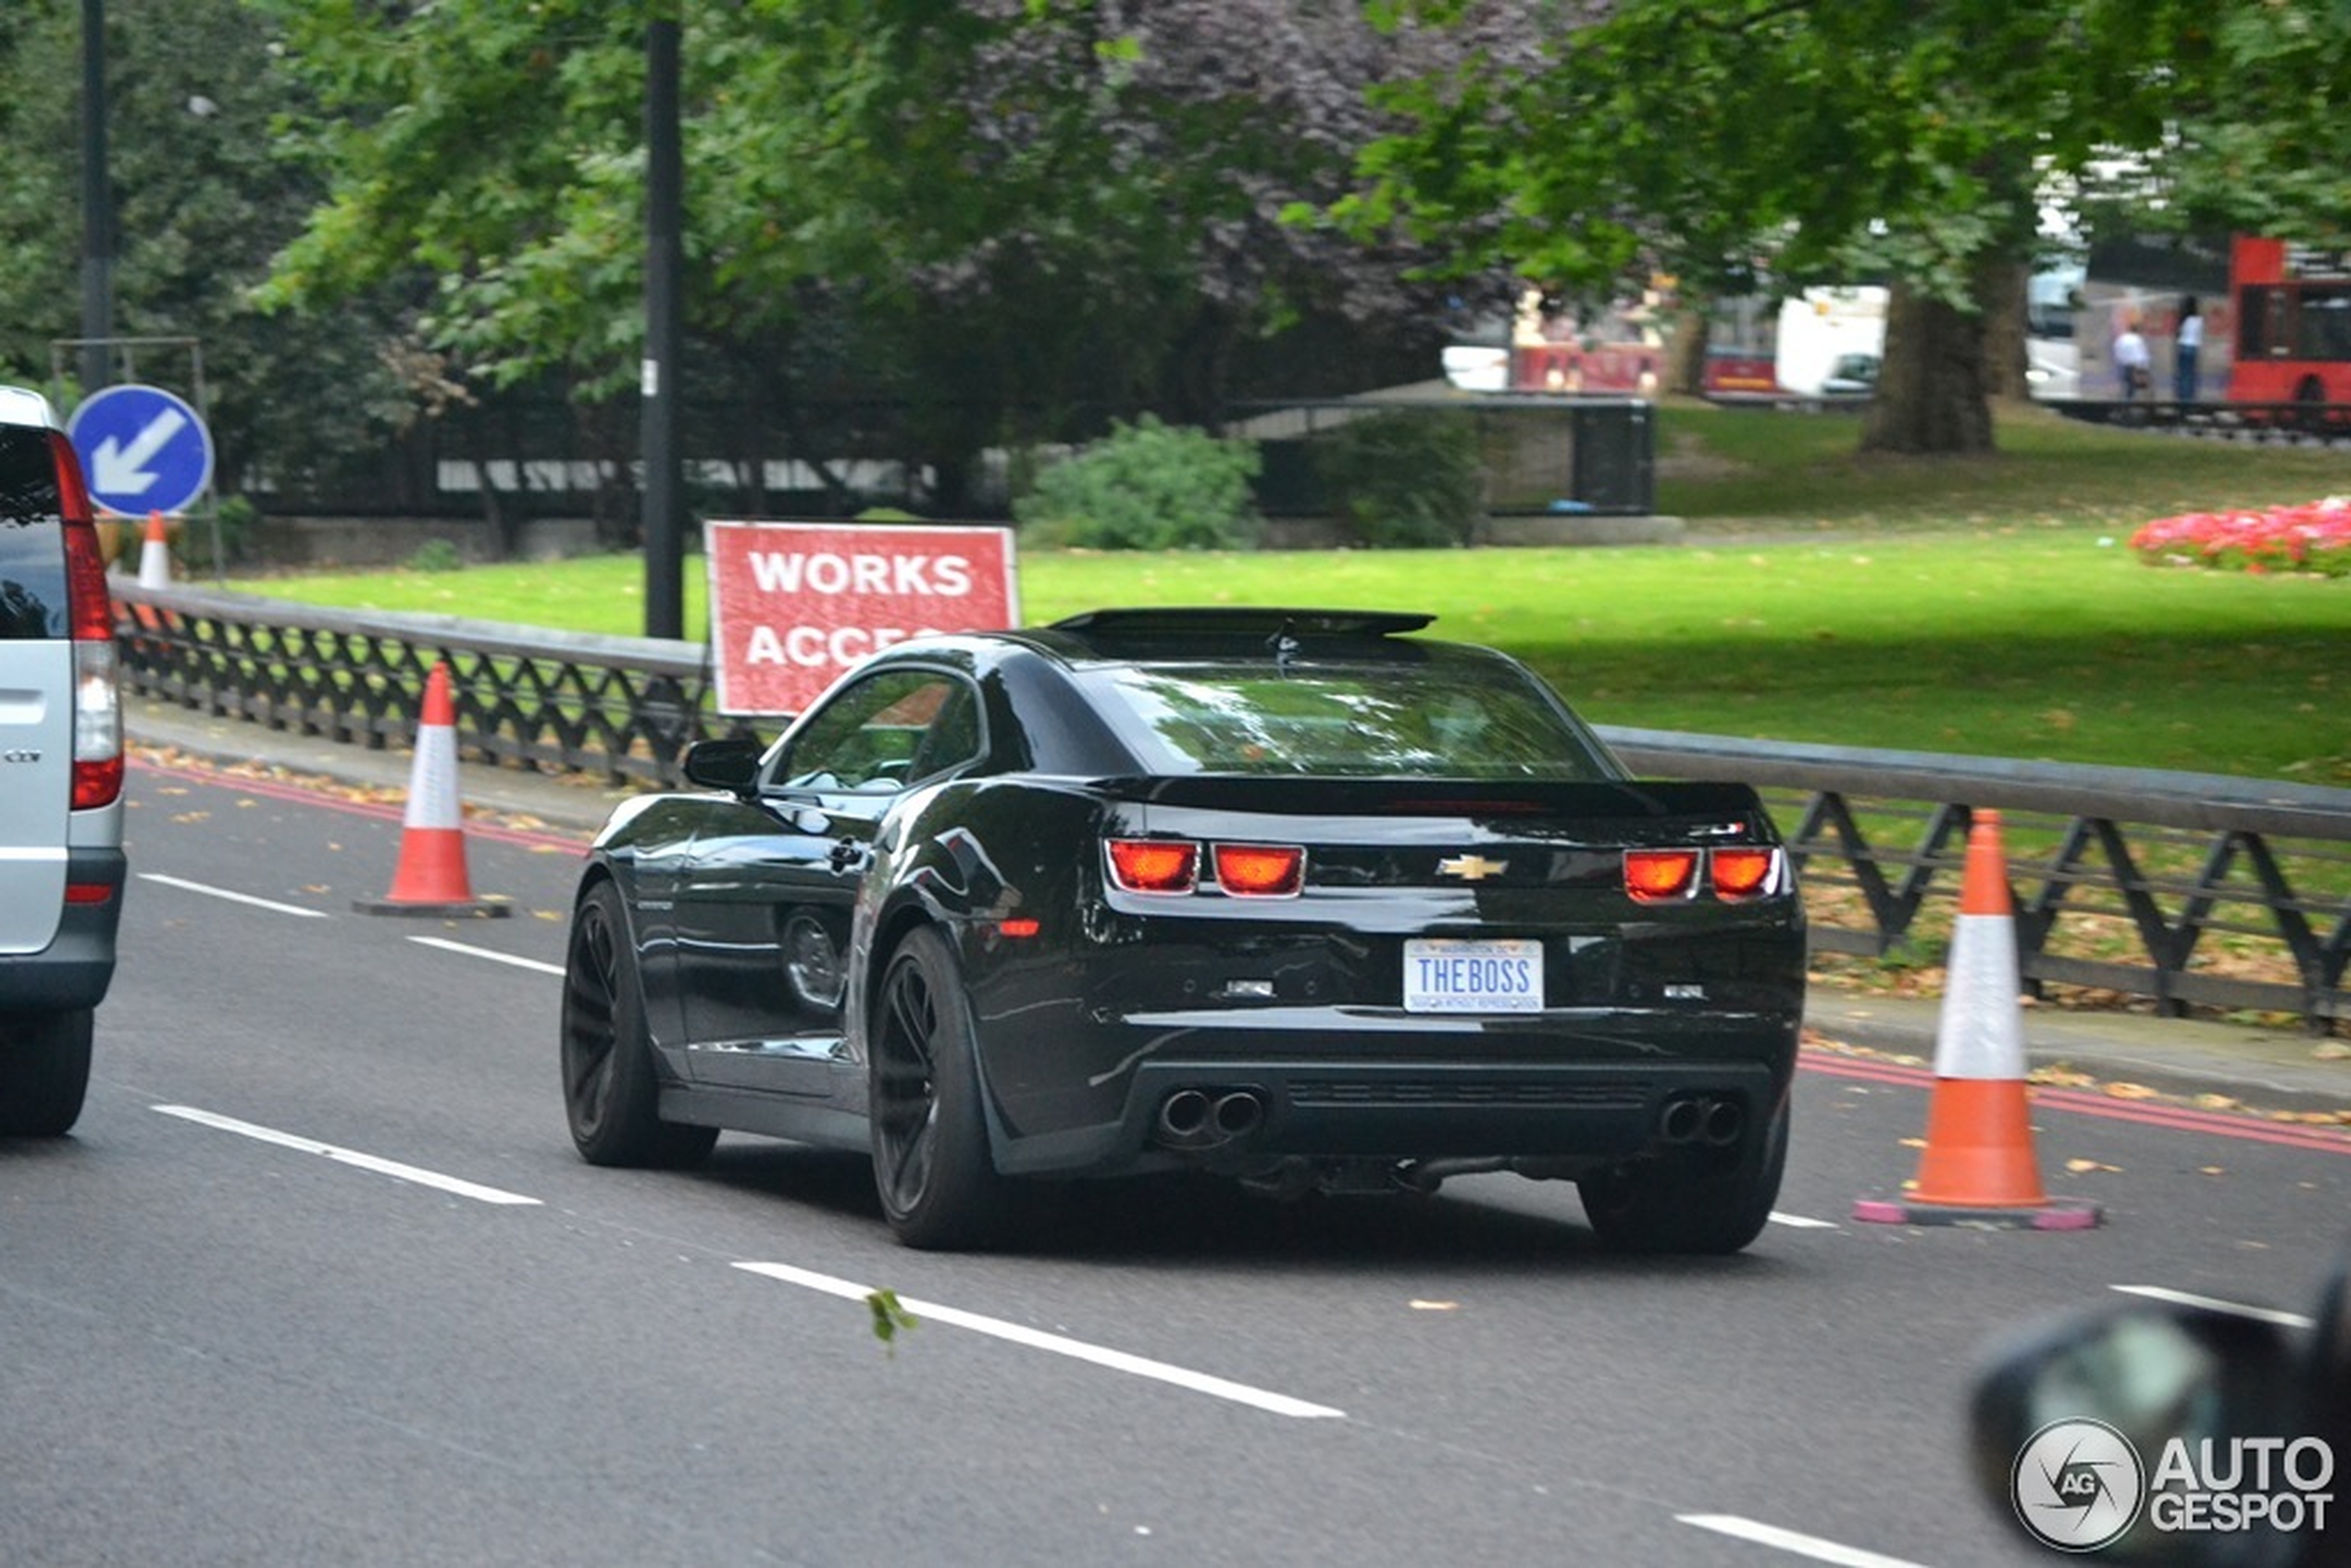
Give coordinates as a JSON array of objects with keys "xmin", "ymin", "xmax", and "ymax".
[
  {"xmin": 136, "ymin": 510, "xmax": 171, "ymax": 588},
  {"xmin": 353, "ymin": 662, "xmax": 509, "ymax": 918},
  {"xmin": 1853, "ymin": 811, "xmax": 2098, "ymax": 1230}
]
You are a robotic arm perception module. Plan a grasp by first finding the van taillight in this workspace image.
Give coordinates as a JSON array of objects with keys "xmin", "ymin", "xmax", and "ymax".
[{"xmin": 51, "ymin": 430, "xmax": 123, "ymax": 810}]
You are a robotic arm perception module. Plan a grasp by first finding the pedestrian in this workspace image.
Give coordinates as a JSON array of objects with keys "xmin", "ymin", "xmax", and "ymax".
[
  {"xmin": 2173, "ymin": 294, "xmax": 2203, "ymax": 402},
  {"xmin": 2113, "ymin": 317, "xmax": 2150, "ymax": 401}
]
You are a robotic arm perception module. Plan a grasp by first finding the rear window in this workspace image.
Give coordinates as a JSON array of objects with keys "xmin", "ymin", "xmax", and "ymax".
[
  {"xmin": 1074, "ymin": 655, "xmax": 1619, "ymax": 779},
  {"xmin": 0, "ymin": 428, "xmax": 68, "ymax": 640}
]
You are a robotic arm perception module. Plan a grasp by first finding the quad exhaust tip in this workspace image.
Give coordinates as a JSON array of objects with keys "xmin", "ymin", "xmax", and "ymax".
[
  {"xmin": 1156, "ymin": 1087, "xmax": 1266, "ymax": 1149},
  {"xmin": 1658, "ymin": 1094, "xmax": 1746, "ymax": 1148}
]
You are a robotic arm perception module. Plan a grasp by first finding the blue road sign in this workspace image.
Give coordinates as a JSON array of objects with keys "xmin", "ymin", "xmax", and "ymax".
[{"xmin": 68, "ymin": 383, "xmax": 216, "ymax": 517}]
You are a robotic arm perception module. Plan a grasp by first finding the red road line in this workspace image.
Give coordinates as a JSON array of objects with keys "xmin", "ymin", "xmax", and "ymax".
[
  {"xmin": 131, "ymin": 751, "xmax": 590, "ymax": 852},
  {"xmin": 1802, "ymin": 1049, "xmax": 2351, "ymax": 1155}
]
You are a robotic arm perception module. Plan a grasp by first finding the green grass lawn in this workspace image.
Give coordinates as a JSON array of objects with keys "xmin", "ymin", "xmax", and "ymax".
[{"xmin": 220, "ymin": 400, "xmax": 2351, "ymax": 785}]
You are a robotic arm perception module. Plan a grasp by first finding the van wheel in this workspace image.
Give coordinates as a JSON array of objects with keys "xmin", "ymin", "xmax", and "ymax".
[{"xmin": 0, "ymin": 1009, "xmax": 93, "ymax": 1138}]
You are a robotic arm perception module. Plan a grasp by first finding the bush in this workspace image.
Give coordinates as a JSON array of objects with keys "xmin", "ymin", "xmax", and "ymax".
[
  {"xmin": 1312, "ymin": 410, "xmax": 1485, "ymax": 548},
  {"xmin": 404, "ymin": 538, "xmax": 464, "ymax": 573},
  {"xmin": 176, "ymin": 493, "xmax": 261, "ymax": 572},
  {"xmin": 1014, "ymin": 415, "xmax": 1262, "ymax": 550}
]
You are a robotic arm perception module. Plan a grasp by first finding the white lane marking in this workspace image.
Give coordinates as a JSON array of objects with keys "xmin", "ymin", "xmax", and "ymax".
[
  {"xmin": 139, "ymin": 872, "xmax": 330, "ymax": 918},
  {"xmin": 1768, "ymin": 1211, "xmax": 1837, "ymax": 1229},
  {"xmin": 2110, "ymin": 1285, "xmax": 2314, "ymax": 1329},
  {"xmin": 1678, "ymin": 1513, "xmax": 1932, "ymax": 1567},
  {"xmin": 734, "ymin": 1261, "xmax": 1345, "ymax": 1420},
  {"xmin": 153, "ymin": 1105, "xmax": 542, "ymax": 1207},
  {"xmin": 409, "ymin": 936, "xmax": 566, "ymax": 977}
]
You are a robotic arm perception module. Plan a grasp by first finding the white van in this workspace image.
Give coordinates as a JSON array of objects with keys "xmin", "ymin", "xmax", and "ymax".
[{"xmin": 0, "ymin": 386, "xmax": 124, "ymax": 1135}]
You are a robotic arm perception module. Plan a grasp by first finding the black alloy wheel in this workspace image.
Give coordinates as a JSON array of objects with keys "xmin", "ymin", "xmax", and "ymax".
[
  {"xmin": 560, "ymin": 880, "xmax": 715, "ymax": 1168},
  {"xmin": 1578, "ymin": 1096, "xmax": 1790, "ymax": 1255},
  {"xmin": 869, "ymin": 926, "xmax": 1014, "ymax": 1250}
]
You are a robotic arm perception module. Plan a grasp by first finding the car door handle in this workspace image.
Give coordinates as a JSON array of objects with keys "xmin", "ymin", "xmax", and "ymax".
[{"xmin": 828, "ymin": 839, "xmax": 870, "ymax": 873}]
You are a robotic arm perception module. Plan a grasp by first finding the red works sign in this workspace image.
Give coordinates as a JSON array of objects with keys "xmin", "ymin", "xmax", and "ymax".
[{"xmin": 703, "ymin": 520, "xmax": 1020, "ymax": 716}]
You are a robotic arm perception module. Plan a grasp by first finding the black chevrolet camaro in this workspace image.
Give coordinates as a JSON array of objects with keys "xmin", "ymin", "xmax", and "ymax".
[{"xmin": 560, "ymin": 608, "xmax": 1807, "ymax": 1251}]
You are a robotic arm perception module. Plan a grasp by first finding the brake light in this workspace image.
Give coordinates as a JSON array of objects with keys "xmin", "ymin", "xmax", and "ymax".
[
  {"xmin": 1213, "ymin": 843, "xmax": 1304, "ymax": 898},
  {"xmin": 1711, "ymin": 847, "xmax": 1778, "ymax": 900},
  {"xmin": 1623, "ymin": 849, "xmax": 1700, "ymax": 902},
  {"xmin": 50, "ymin": 431, "xmax": 122, "ymax": 810},
  {"xmin": 1106, "ymin": 839, "xmax": 1199, "ymax": 894}
]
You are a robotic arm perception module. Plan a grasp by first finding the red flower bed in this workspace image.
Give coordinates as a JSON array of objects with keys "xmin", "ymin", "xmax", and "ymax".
[{"xmin": 2130, "ymin": 496, "xmax": 2351, "ymax": 576}]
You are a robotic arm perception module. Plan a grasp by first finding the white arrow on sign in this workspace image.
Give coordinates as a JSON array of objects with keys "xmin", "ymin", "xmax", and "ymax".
[{"xmin": 91, "ymin": 407, "xmax": 191, "ymax": 497}]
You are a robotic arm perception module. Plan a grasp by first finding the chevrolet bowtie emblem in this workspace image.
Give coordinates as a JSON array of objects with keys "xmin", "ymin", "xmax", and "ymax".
[{"xmin": 1437, "ymin": 854, "xmax": 1508, "ymax": 881}]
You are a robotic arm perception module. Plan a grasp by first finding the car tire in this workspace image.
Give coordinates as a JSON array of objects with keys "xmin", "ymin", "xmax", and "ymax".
[
  {"xmin": 1577, "ymin": 1096, "xmax": 1788, "ymax": 1255},
  {"xmin": 561, "ymin": 880, "xmax": 716, "ymax": 1168},
  {"xmin": 0, "ymin": 1008, "xmax": 93, "ymax": 1138},
  {"xmin": 870, "ymin": 925, "xmax": 1015, "ymax": 1251}
]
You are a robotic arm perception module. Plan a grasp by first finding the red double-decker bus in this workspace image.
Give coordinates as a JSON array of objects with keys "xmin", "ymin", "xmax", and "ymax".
[{"xmin": 2230, "ymin": 235, "xmax": 2351, "ymax": 404}]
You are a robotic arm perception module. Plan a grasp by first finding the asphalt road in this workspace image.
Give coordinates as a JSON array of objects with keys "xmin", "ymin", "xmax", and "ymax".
[{"xmin": 4, "ymin": 758, "xmax": 2345, "ymax": 1567}]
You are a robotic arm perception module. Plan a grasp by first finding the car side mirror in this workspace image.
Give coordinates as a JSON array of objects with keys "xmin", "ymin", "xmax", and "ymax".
[
  {"xmin": 682, "ymin": 736, "xmax": 764, "ymax": 795},
  {"xmin": 1969, "ymin": 1302, "xmax": 2321, "ymax": 1564}
]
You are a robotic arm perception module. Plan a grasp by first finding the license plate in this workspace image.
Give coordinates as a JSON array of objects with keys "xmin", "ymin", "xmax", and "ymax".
[{"xmin": 1403, "ymin": 939, "xmax": 1544, "ymax": 1014}]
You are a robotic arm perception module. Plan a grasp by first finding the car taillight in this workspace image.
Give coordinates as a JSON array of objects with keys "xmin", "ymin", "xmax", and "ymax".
[
  {"xmin": 1623, "ymin": 849, "xmax": 1700, "ymax": 902},
  {"xmin": 1625, "ymin": 845, "xmax": 1785, "ymax": 902},
  {"xmin": 1106, "ymin": 839, "xmax": 1199, "ymax": 894},
  {"xmin": 51, "ymin": 431, "xmax": 122, "ymax": 810},
  {"xmin": 1711, "ymin": 846, "xmax": 1779, "ymax": 901},
  {"xmin": 1213, "ymin": 843, "xmax": 1304, "ymax": 898}
]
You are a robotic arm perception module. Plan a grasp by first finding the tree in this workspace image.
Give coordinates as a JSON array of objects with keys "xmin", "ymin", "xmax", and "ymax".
[
  {"xmin": 0, "ymin": 0, "xmax": 407, "ymax": 498},
  {"xmin": 1346, "ymin": 0, "xmax": 2267, "ymax": 454},
  {"xmin": 253, "ymin": 0, "xmax": 1518, "ymax": 512}
]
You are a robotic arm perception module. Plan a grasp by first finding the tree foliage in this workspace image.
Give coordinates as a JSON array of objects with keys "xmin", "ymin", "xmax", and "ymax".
[
  {"xmin": 1350, "ymin": 1, "xmax": 2351, "ymax": 454},
  {"xmin": 0, "ymin": 0, "xmax": 407, "ymax": 490},
  {"xmin": 252, "ymin": 0, "xmax": 1519, "ymax": 505}
]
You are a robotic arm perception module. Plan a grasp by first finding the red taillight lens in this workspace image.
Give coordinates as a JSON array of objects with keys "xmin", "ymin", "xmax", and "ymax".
[
  {"xmin": 1213, "ymin": 843, "xmax": 1304, "ymax": 898},
  {"xmin": 1710, "ymin": 847, "xmax": 1777, "ymax": 900},
  {"xmin": 1106, "ymin": 839, "xmax": 1199, "ymax": 894},
  {"xmin": 1623, "ymin": 849, "xmax": 1700, "ymax": 902},
  {"xmin": 49, "ymin": 433, "xmax": 114, "ymax": 644},
  {"xmin": 50, "ymin": 432, "xmax": 123, "ymax": 810}
]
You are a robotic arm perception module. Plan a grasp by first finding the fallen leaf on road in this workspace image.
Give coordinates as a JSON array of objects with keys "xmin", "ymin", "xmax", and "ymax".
[
  {"xmin": 2064, "ymin": 1158, "xmax": 2121, "ymax": 1174},
  {"xmin": 2103, "ymin": 1082, "xmax": 2159, "ymax": 1101}
]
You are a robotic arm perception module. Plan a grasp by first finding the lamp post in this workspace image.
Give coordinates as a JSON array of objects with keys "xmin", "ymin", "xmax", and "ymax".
[
  {"xmin": 80, "ymin": 0, "xmax": 114, "ymax": 392},
  {"xmin": 641, "ymin": 12, "xmax": 684, "ymax": 641}
]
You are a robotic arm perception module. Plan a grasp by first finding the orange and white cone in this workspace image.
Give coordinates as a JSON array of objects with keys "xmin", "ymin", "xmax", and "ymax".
[
  {"xmin": 353, "ymin": 662, "xmax": 509, "ymax": 918},
  {"xmin": 1853, "ymin": 810, "xmax": 2098, "ymax": 1229},
  {"xmin": 136, "ymin": 510, "xmax": 171, "ymax": 588}
]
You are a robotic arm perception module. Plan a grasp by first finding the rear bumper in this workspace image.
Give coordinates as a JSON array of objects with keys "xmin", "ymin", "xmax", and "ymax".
[
  {"xmin": 0, "ymin": 847, "xmax": 124, "ymax": 1014},
  {"xmin": 984, "ymin": 1011, "xmax": 1795, "ymax": 1178}
]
